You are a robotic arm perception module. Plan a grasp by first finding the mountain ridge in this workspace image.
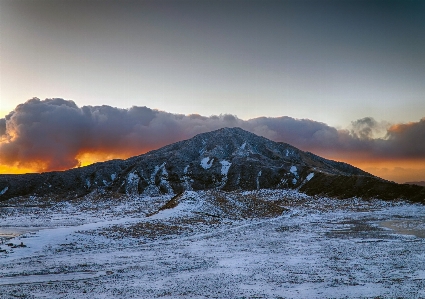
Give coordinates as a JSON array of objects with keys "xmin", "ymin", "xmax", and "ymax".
[
  {"xmin": 406, "ymin": 181, "xmax": 425, "ymax": 187},
  {"xmin": 1, "ymin": 127, "xmax": 424, "ymax": 202}
]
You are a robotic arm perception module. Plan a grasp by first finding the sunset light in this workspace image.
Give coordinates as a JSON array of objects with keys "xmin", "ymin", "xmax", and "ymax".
[{"xmin": 1, "ymin": 1, "xmax": 425, "ymax": 297}]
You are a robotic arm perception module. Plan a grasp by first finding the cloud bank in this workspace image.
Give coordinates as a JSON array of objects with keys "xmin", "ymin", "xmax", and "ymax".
[{"xmin": 1, "ymin": 98, "xmax": 424, "ymax": 172}]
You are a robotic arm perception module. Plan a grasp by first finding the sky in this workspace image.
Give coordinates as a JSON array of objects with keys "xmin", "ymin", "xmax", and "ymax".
[{"xmin": 0, "ymin": 0, "xmax": 424, "ymax": 183}]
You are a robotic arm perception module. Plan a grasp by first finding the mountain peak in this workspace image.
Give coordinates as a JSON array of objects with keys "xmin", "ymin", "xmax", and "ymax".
[{"xmin": 1, "ymin": 128, "xmax": 424, "ymax": 202}]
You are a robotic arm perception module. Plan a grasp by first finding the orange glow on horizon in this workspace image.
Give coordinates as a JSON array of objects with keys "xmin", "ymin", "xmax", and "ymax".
[
  {"xmin": 1, "ymin": 152, "xmax": 424, "ymax": 184},
  {"xmin": 0, "ymin": 164, "xmax": 36, "ymax": 175},
  {"xmin": 328, "ymin": 158, "xmax": 425, "ymax": 184},
  {"xmin": 0, "ymin": 148, "xmax": 156, "ymax": 175},
  {"xmin": 76, "ymin": 152, "xmax": 137, "ymax": 167}
]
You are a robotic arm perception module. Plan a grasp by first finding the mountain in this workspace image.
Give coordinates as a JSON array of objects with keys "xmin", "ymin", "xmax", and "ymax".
[{"xmin": 1, "ymin": 127, "xmax": 424, "ymax": 202}]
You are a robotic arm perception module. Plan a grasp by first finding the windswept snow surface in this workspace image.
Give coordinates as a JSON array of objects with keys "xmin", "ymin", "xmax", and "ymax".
[{"xmin": 1, "ymin": 190, "xmax": 425, "ymax": 298}]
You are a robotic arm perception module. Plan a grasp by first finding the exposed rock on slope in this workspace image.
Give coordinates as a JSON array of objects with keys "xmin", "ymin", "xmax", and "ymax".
[{"xmin": 1, "ymin": 127, "xmax": 424, "ymax": 202}]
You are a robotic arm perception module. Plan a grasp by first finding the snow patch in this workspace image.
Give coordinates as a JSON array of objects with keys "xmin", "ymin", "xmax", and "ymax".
[
  {"xmin": 126, "ymin": 172, "xmax": 140, "ymax": 195},
  {"xmin": 127, "ymin": 172, "xmax": 139, "ymax": 184},
  {"xmin": 159, "ymin": 164, "xmax": 174, "ymax": 194},
  {"xmin": 86, "ymin": 179, "xmax": 91, "ymax": 189},
  {"xmin": 0, "ymin": 186, "xmax": 8, "ymax": 195},
  {"xmin": 150, "ymin": 165, "xmax": 161, "ymax": 183},
  {"xmin": 217, "ymin": 160, "xmax": 232, "ymax": 189},
  {"xmin": 295, "ymin": 173, "xmax": 314, "ymax": 190},
  {"xmin": 290, "ymin": 166, "xmax": 298, "ymax": 176},
  {"xmin": 200, "ymin": 157, "xmax": 214, "ymax": 169},
  {"xmin": 142, "ymin": 163, "xmax": 174, "ymax": 195},
  {"xmin": 182, "ymin": 166, "xmax": 193, "ymax": 191},
  {"xmin": 235, "ymin": 142, "xmax": 256, "ymax": 157},
  {"xmin": 256, "ymin": 171, "xmax": 262, "ymax": 190},
  {"xmin": 220, "ymin": 160, "xmax": 231, "ymax": 176},
  {"xmin": 306, "ymin": 173, "xmax": 314, "ymax": 181},
  {"xmin": 142, "ymin": 164, "xmax": 165, "ymax": 196},
  {"xmin": 111, "ymin": 173, "xmax": 116, "ymax": 181}
]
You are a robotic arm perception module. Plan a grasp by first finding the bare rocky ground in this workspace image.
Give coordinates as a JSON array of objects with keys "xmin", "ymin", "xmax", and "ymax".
[{"xmin": 1, "ymin": 190, "xmax": 425, "ymax": 298}]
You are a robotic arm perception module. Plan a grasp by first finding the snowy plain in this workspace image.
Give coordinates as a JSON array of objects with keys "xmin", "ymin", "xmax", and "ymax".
[{"xmin": 1, "ymin": 190, "xmax": 425, "ymax": 298}]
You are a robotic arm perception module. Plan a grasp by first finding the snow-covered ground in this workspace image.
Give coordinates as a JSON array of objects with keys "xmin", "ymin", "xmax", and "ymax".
[{"xmin": 1, "ymin": 190, "xmax": 425, "ymax": 298}]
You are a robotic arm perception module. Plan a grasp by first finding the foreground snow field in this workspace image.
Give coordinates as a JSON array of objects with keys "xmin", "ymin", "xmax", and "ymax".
[{"xmin": 1, "ymin": 190, "xmax": 425, "ymax": 298}]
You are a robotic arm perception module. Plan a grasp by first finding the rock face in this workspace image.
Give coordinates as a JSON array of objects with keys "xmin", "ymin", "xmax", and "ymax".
[{"xmin": 1, "ymin": 127, "xmax": 424, "ymax": 202}]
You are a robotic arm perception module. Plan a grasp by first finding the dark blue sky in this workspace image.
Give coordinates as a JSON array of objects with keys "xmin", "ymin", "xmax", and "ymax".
[{"xmin": 1, "ymin": 0, "xmax": 425, "ymax": 127}]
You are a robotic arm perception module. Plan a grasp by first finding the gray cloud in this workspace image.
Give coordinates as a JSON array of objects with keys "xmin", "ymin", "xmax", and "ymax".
[
  {"xmin": 382, "ymin": 118, "xmax": 425, "ymax": 159},
  {"xmin": 350, "ymin": 117, "xmax": 390, "ymax": 139},
  {"xmin": 0, "ymin": 98, "xmax": 424, "ymax": 172},
  {"xmin": 0, "ymin": 118, "xmax": 6, "ymax": 136}
]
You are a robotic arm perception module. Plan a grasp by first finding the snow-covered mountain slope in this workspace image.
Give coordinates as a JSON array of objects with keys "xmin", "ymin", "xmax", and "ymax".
[{"xmin": 0, "ymin": 127, "xmax": 424, "ymax": 202}]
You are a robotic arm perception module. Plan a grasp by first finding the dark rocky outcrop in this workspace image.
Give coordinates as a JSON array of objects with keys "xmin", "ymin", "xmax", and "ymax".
[
  {"xmin": 301, "ymin": 172, "xmax": 425, "ymax": 203},
  {"xmin": 1, "ymin": 127, "xmax": 424, "ymax": 202}
]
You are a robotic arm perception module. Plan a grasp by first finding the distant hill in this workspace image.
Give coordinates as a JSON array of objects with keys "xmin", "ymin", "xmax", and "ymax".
[
  {"xmin": 1, "ymin": 127, "xmax": 424, "ymax": 202},
  {"xmin": 406, "ymin": 181, "xmax": 425, "ymax": 187}
]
